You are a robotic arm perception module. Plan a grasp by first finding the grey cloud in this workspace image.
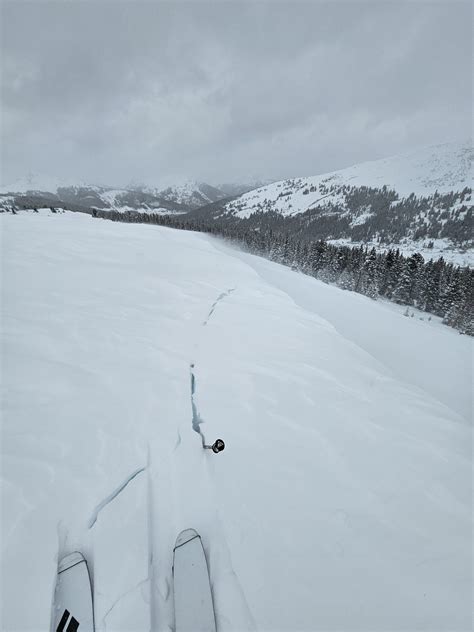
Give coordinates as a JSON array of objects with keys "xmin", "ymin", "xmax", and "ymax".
[{"xmin": 1, "ymin": 0, "xmax": 471, "ymax": 187}]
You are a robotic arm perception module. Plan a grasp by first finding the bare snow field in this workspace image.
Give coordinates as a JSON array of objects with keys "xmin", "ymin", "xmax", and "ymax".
[{"xmin": 1, "ymin": 211, "xmax": 472, "ymax": 631}]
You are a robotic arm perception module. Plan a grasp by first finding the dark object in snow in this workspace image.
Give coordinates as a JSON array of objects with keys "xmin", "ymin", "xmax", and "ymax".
[
  {"xmin": 212, "ymin": 439, "xmax": 225, "ymax": 453},
  {"xmin": 204, "ymin": 439, "xmax": 225, "ymax": 453}
]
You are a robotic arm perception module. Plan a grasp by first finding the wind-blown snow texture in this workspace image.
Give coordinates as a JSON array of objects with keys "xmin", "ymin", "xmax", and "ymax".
[{"xmin": 1, "ymin": 211, "xmax": 472, "ymax": 631}]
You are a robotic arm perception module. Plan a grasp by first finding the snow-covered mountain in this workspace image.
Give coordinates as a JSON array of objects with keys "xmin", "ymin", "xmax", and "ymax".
[
  {"xmin": 0, "ymin": 175, "xmax": 230, "ymax": 213},
  {"xmin": 149, "ymin": 180, "xmax": 227, "ymax": 209},
  {"xmin": 2, "ymin": 210, "xmax": 472, "ymax": 631},
  {"xmin": 223, "ymin": 141, "xmax": 472, "ymax": 219},
  {"xmin": 0, "ymin": 176, "xmax": 189, "ymax": 215},
  {"xmin": 190, "ymin": 142, "xmax": 472, "ymax": 261}
]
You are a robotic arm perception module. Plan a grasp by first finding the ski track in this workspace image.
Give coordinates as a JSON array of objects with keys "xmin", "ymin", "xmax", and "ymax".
[{"xmin": 88, "ymin": 466, "xmax": 147, "ymax": 529}]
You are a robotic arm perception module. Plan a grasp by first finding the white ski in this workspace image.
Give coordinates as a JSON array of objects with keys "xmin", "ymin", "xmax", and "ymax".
[
  {"xmin": 173, "ymin": 528, "xmax": 216, "ymax": 632},
  {"xmin": 51, "ymin": 552, "xmax": 94, "ymax": 632}
]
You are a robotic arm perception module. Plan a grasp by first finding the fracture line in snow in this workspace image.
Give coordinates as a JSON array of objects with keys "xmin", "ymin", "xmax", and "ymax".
[
  {"xmin": 190, "ymin": 363, "xmax": 206, "ymax": 446},
  {"xmin": 189, "ymin": 289, "xmax": 235, "ymax": 447},
  {"xmin": 174, "ymin": 429, "xmax": 182, "ymax": 451},
  {"xmin": 203, "ymin": 287, "xmax": 235, "ymax": 326},
  {"xmin": 88, "ymin": 466, "xmax": 146, "ymax": 528},
  {"xmin": 101, "ymin": 578, "xmax": 149, "ymax": 631}
]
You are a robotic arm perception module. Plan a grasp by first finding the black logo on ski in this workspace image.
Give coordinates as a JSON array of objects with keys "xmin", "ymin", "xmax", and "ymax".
[{"xmin": 56, "ymin": 609, "xmax": 80, "ymax": 632}]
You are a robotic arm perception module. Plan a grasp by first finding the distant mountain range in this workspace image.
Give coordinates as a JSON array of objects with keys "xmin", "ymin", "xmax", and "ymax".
[
  {"xmin": 0, "ymin": 179, "xmax": 190, "ymax": 215},
  {"xmin": 0, "ymin": 176, "xmax": 275, "ymax": 214},
  {"xmin": 0, "ymin": 176, "xmax": 236, "ymax": 214}
]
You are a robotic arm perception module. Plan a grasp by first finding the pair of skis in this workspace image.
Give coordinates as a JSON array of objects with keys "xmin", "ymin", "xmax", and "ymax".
[{"xmin": 51, "ymin": 529, "xmax": 216, "ymax": 632}]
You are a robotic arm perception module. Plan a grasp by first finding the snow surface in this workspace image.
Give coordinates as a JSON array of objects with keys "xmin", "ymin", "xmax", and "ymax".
[
  {"xmin": 1, "ymin": 212, "xmax": 472, "ymax": 631},
  {"xmin": 227, "ymin": 141, "xmax": 472, "ymax": 219}
]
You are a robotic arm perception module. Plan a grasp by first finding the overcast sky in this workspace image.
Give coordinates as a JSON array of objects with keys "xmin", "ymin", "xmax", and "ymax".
[{"xmin": 1, "ymin": 1, "xmax": 472, "ymax": 189}]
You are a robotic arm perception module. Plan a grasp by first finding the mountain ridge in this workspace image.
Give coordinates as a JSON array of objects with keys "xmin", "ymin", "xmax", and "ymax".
[
  {"xmin": 188, "ymin": 141, "xmax": 472, "ymax": 258},
  {"xmin": 221, "ymin": 141, "xmax": 472, "ymax": 219}
]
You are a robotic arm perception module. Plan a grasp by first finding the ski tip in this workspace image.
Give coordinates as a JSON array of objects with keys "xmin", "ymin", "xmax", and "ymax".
[
  {"xmin": 58, "ymin": 551, "xmax": 87, "ymax": 574},
  {"xmin": 174, "ymin": 528, "xmax": 200, "ymax": 549}
]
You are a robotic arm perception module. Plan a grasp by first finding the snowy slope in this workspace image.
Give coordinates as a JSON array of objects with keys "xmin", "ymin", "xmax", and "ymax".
[
  {"xmin": 1, "ymin": 212, "xmax": 472, "ymax": 631},
  {"xmin": 225, "ymin": 141, "xmax": 472, "ymax": 219}
]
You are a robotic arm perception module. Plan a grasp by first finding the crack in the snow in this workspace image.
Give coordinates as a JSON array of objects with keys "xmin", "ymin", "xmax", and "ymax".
[
  {"xmin": 101, "ymin": 578, "xmax": 148, "ymax": 630},
  {"xmin": 203, "ymin": 287, "xmax": 235, "ymax": 326},
  {"xmin": 88, "ymin": 466, "xmax": 146, "ymax": 528},
  {"xmin": 190, "ymin": 289, "xmax": 234, "ymax": 447},
  {"xmin": 174, "ymin": 429, "xmax": 182, "ymax": 451},
  {"xmin": 190, "ymin": 364, "xmax": 206, "ymax": 446}
]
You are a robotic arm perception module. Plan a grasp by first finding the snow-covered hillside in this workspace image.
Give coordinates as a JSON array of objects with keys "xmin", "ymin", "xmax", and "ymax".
[
  {"xmin": 201, "ymin": 141, "xmax": 473, "ymax": 263},
  {"xmin": 1, "ymin": 211, "xmax": 472, "ymax": 631},
  {"xmin": 225, "ymin": 142, "xmax": 472, "ymax": 219}
]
